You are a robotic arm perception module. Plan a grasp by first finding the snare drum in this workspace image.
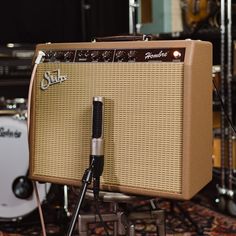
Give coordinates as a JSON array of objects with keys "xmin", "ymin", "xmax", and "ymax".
[{"xmin": 0, "ymin": 105, "xmax": 50, "ymax": 221}]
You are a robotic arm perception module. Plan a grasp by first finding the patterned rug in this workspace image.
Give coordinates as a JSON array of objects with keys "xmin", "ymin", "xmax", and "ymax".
[{"xmin": 0, "ymin": 184, "xmax": 236, "ymax": 236}]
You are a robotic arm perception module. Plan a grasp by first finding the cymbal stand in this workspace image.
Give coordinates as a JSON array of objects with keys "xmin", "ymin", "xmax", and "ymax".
[
  {"xmin": 216, "ymin": 0, "xmax": 227, "ymax": 211},
  {"xmin": 225, "ymin": 0, "xmax": 236, "ymax": 215},
  {"xmin": 216, "ymin": 0, "xmax": 236, "ymax": 215}
]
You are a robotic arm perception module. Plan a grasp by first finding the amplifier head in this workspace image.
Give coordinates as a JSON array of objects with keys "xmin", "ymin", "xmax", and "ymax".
[{"xmin": 29, "ymin": 40, "xmax": 212, "ymax": 200}]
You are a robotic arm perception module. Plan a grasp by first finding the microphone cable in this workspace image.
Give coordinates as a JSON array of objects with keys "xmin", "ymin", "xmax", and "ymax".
[
  {"xmin": 212, "ymin": 78, "xmax": 236, "ymax": 135},
  {"xmin": 94, "ymin": 197, "xmax": 111, "ymax": 236},
  {"xmin": 28, "ymin": 50, "xmax": 47, "ymax": 236}
]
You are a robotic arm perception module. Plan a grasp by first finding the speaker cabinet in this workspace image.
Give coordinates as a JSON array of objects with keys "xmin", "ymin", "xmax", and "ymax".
[{"xmin": 29, "ymin": 40, "xmax": 212, "ymax": 200}]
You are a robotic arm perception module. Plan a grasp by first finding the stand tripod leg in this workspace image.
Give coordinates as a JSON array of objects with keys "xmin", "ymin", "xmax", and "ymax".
[
  {"xmin": 128, "ymin": 224, "xmax": 135, "ymax": 236},
  {"xmin": 155, "ymin": 209, "xmax": 166, "ymax": 236},
  {"xmin": 170, "ymin": 201, "xmax": 205, "ymax": 235},
  {"xmin": 149, "ymin": 199, "xmax": 166, "ymax": 236},
  {"xmin": 66, "ymin": 168, "xmax": 93, "ymax": 236}
]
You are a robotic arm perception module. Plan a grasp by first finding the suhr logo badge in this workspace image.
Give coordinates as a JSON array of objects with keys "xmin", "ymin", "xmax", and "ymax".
[{"xmin": 40, "ymin": 69, "xmax": 68, "ymax": 91}]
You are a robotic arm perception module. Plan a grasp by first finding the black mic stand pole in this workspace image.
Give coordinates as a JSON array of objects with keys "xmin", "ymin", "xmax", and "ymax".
[{"xmin": 66, "ymin": 158, "xmax": 96, "ymax": 236}]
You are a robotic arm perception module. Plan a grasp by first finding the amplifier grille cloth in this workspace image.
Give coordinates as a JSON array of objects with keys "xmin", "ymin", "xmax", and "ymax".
[{"xmin": 33, "ymin": 62, "xmax": 184, "ymax": 194}]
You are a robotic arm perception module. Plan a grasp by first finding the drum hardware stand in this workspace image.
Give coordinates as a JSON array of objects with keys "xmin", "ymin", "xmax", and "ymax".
[
  {"xmin": 129, "ymin": 0, "xmax": 139, "ymax": 35},
  {"xmin": 77, "ymin": 195, "xmax": 165, "ymax": 236},
  {"xmin": 63, "ymin": 185, "xmax": 71, "ymax": 217},
  {"xmin": 13, "ymin": 111, "xmax": 27, "ymax": 121},
  {"xmin": 215, "ymin": 0, "xmax": 227, "ymax": 212},
  {"xmin": 224, "ymin": 0, "xmax": 236, "ymax": 216},
  {"xmin": 215, "ymin": 0, "xmax": 236, "ymax": 215}
]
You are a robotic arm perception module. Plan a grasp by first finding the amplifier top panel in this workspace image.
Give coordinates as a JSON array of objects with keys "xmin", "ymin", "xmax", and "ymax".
[
  {"xmin": 35, "ymin": 39, "xmax": 211, "ymax": 64},
  {"xmin": 41, "ymin": 48, "xmax": 185, "ymax": 63}
]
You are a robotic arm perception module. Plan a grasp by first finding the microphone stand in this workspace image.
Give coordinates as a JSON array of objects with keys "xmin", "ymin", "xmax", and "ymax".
[
  {"xmin": 66, "ymin": 96, "xmax": 104, "ymax": 236},
  {"xmin": 66, "ymin": 158, "xmax": 95, "ymax": 236}
]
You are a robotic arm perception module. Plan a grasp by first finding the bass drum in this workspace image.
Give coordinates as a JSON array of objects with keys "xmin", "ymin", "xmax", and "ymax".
[{"xmin": 0, "ymin": 112, "xmax": 50, "ymax": 221}]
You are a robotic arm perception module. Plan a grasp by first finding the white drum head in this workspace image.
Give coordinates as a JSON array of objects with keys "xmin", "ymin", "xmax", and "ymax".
[{"xmin": 0, "ymin": 116, "xmax": 50, "ymax": 220}]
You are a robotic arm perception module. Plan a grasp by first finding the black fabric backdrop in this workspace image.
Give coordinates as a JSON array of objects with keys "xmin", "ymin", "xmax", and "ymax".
[{"xmin": 0, "ymin": 0, "xmax": 129, "ymax": 43}]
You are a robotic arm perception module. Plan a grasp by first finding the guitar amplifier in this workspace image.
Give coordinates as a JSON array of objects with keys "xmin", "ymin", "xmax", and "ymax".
[{"xmin": 28, "ymin": 40, "xmax": 212, "ymax": 200}]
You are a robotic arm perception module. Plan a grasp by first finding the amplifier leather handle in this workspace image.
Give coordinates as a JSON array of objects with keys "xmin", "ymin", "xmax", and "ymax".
[{"xmin": 93, "ymin": 34, "xmax": 160, "ymax": 42}]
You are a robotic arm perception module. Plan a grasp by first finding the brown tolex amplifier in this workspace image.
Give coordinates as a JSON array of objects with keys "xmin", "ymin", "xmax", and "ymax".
[{"xmin": 28, "ymin": 40, "xmax": 212, "ymax": 200}]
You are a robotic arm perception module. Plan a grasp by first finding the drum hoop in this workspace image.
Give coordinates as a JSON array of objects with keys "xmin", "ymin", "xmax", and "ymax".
[{"xmin": 0, "ymin": 110, "xmax": 19, "ymax": 115}]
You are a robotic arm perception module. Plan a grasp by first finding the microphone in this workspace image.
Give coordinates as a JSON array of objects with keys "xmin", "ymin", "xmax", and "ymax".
[{"xmin": 90, "ymin": 96, "xmax": 104, "ymax": 199}]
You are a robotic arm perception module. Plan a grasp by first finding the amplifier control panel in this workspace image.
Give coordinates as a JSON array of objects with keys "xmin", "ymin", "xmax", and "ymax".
[{"xmin": 43, "ymin": 48, "xmax": 185, "ymax": 63}]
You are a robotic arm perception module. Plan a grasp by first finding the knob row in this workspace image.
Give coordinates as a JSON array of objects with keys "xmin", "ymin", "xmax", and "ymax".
[{"xmin": 44, "ymin": 49, "xmax": 137, "ymax": 62}]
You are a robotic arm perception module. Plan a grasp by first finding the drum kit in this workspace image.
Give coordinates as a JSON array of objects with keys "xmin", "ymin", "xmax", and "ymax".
[{"xmin": 0, "ymin": 97, "xmax": 51, "ymax": 222}]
